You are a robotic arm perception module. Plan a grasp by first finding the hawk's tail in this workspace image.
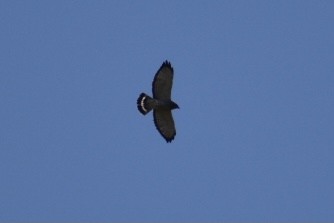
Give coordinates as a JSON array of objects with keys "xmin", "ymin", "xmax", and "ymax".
[{"xmin": 137, "ymin": 93, "xmax": 153, "ymax": 115}]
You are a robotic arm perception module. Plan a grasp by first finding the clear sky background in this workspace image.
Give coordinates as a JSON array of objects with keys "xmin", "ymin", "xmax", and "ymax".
[{"xmin": 1, "ymin": 1, "xmax": 333, "ymax": 221}]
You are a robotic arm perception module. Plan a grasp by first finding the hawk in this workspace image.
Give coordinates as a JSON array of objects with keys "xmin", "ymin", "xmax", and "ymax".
[{"xmin": 137, "ymin": 60, "xmax": 179, "ymax": 143}]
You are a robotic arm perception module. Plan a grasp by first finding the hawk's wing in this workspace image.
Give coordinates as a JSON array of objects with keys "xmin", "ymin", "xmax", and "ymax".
[
  {"xmin": 153, "ymin": 110, "xmax": 176, "ymax": 143},
  {"xmin": 152, "ymin": 61, "xmax": 174, "ymax": 100}
]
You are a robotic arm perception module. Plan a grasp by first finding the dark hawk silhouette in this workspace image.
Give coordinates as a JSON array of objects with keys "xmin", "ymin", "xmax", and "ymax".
[{"xmin": 137, "ymin": 60, "xmax": 179, "ymax": 143}]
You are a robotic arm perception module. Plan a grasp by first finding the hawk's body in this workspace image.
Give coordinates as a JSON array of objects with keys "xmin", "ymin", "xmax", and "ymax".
[{"xmin": 137, "ymin": 61, "xmax": 179, "ymax": 143}]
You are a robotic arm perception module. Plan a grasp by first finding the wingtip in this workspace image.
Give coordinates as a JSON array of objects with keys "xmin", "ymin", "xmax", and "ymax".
[
  {"xmin": 162, "ymin": 60, "xmax": 173, "ymax": 70},
  {"xmin": 166, "ymin": 139, "xmax": 173, "ymax": 143},
  {"xmin": 165, "ymin": 135, "xmax": 175, "ymax": 143}
]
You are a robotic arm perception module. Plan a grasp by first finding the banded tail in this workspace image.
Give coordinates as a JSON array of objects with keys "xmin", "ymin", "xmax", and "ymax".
[{"xmin": 137, "ymin": 93, "xmax": 153, "ymax": 115}]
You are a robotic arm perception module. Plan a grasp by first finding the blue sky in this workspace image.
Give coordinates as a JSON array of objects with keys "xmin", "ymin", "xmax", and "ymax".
[{"xmin": 1, "ymin": 0, "xmax": 333, "ymax": 221}]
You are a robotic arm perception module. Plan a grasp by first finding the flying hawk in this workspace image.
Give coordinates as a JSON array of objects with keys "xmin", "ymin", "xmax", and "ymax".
[{"xmin": 137, "ymin": 60, "xmax": 179, "ymax": 143}]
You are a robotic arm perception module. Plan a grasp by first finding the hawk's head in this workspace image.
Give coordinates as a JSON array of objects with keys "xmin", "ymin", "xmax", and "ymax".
[{"xmin": 170, "ymin": 101, "xmax": 179, "ymax": 110}]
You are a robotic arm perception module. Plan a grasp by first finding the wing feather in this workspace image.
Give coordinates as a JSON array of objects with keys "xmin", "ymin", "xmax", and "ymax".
[
  {"xmin": 152, "ymin": 60, "xmax": 174, "ymax": 100},
  {"xmin": 153, "ymin": 110, "xmax": 176, "ymax": 143}
]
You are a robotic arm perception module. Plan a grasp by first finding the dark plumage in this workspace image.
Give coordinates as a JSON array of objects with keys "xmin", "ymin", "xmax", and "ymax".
[{"xmin": 137, "ymin": 60, "xmax": 179, "ymax": 143}]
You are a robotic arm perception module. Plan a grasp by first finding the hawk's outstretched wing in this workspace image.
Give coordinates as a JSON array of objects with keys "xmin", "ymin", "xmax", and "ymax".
[
  {"xmin": 153, "ymin": 110, "xmax": 176, "ymax": 143},
  {"xmin": 152, "ymin": 61, "xmax": 174, "ymax": 100}
]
